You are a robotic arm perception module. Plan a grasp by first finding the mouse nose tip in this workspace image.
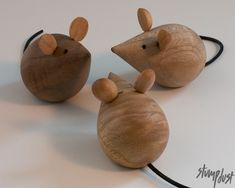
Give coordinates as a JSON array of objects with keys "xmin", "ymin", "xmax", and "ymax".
[
  {"xmin": 111, "ymin": 47, "xmax": 115, "ymax": 53},
  {"xmin": 111, "ymin": 45, "xmax": 120, "ymax": 55},
  {"xmin": 111, "ymin": 43, "xmax": 127, "ymax": 58}
]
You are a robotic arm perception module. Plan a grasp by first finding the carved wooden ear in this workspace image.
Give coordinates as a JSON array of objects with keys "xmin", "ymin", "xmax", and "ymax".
[
  {"xmin": 92, "ymin": 78, "xmax": 118, "ymax": 103},
  {"xmin": 137, "ymin": 8, "xmax": 152, "ymax": 32},
  {"xmin": 158, "ymin": 29, "xmax": 172, "ymax": 50},
  {"xmin": 69, "ymin": 17, "xmax": 88, "ymax": 41},
  {"xmin": 134, "ymin": 69, "xmax": 156, "ymax": 93},
  {"xmin": 38, "ymin": 34, "xmax": 57, "ymax": 55}
]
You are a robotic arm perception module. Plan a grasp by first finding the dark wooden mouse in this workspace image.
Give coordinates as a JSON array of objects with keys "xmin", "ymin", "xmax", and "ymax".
[{"xmin": 21, "ymin": 17, "xmax": 91, "ymax": 102}]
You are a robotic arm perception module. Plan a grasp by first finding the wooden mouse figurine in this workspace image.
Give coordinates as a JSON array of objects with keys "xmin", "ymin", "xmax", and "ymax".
[
  {"xmin": 112, "ymin": 8, "xmax": 206, "ymax": 88},
  {"xmin": 92, "ymin": 69, "xmax": 169, "ymax": 168},
  {"xmin": 21, "ymin": 17, "xmax": 91, "ymax": 102}
]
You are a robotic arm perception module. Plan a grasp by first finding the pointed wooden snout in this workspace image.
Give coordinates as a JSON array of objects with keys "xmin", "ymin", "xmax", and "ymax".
[
  {"xmin": 111, "ymin": 45, "xmax": 121, "ymax": 58},
  {"xmin": 111, "ymin": 41, "xmax": 151, "ymax": 72},
  {"xmin": 111, "ymin": 29, "xmax": 172, "ymax": 73}
]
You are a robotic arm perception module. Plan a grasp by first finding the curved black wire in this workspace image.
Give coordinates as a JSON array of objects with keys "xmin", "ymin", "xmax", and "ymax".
[
  {"xmin": 148, "ymin": 163, "xmax": 190, "ymax": 188},
  {"xmin": 23, "ymin": 30, "xmax": 44, "ymax": 52},
  {"xmin": 200, "ymin": 35, "xmax": 224, "ymax": 67}
]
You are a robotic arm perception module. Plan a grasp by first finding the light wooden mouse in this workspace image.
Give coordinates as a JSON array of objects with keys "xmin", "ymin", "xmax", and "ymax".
[
  {"xmin": 92, "ymin": 69, "xmax": 169, "ymax": 168},
  {"xmin": 112, "ymin": 8, "xmax": 206, "ymax": 88}
]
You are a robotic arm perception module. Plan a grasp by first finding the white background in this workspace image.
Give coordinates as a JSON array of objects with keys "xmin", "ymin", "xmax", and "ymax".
[{"xmin": 0, "ymin": 0, "xmax": 234, "ymax": 188}]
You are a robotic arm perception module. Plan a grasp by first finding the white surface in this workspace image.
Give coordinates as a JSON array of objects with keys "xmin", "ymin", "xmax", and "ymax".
[{"xmin": 0, "ymin": 0, "xmax": 234, "ymax": 188}]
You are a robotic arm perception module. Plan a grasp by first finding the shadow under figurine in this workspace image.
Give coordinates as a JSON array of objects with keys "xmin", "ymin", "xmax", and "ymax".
[
  {"xmin": 92, "ymin": 69, "xmax": 169, "ymax": 168},
  {"xmin": 112, "ymin": 8, "xmax": 207, "ymax": 88},
  {"xmin": 21, "ymin": 17, "xmax": 91, "ymax": 102}
]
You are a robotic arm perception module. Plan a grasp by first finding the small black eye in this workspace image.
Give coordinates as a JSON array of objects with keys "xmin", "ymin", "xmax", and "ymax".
[
  {"xmin": 142, "ymin": 44, "xmax": 146, "ymax": 49},
  {"xmin": 64, "ymin": 49, "xmax": 68, "ymax": 54},
  {"xmin": 156, "ymin": 42, "xmax": 160, "ymax": 48}
]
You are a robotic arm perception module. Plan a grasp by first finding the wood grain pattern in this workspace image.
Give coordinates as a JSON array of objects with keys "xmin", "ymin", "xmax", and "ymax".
[
  {"xmin": 112, "ymin": 17, "xmax": 206, "ymax": 88},
  {"xmin": 21, "ymin": 34, "xmax": 91, "ymax": 102},
  {"xmin": 96, "ymin": 72, "xmax": 169, "ymax": 168}
]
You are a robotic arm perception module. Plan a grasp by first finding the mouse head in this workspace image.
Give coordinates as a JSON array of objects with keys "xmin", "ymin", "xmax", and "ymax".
[
  {"xmin": 21, "ymin": 17, "xmax": 91, "ymax": 102},
  {"xmin": 38, "ymin": 17, "xmax": 89, "ymax": 57},
  {"xmin": 92, "ymin": 69, "xmax": 156, "ymax": 103},
  {"xmin": 111, "ymin": 8, "xmax": 172, "ymax": 72},
  {"xmin": 111, "ymin": 8, "xmax": 207, "ymax": 88}
]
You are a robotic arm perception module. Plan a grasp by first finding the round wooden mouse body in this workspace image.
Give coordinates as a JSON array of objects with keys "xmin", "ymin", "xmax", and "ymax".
[
  {"xmin": 92, "ymin": 70, "xmax": 169, "ymax": 168},
  {"xmin": 21, "ymin": 17, "xmax": 91, "ymax": 102},
  {"xmin": 112, "ymin": 8, "xmax": 206, "ymax": 88}
]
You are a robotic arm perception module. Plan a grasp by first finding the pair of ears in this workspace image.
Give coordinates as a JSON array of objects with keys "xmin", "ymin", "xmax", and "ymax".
[
  {"xmin": 138, "ymin": 8, "xmax": 172, "ymax": 50},
  {"xmin": 38, "ymin": 17, "xmax": 88, "ymax": 55},
  {"xmin": 92, "ymin": 69, "xmax": 156, "ymax": 103}
]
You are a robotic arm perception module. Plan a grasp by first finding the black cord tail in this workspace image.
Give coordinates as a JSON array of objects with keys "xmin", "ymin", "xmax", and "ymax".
[
  {"xmin": 23, "ymin": 30, "xmax": 44, "ymax": 52},
  {"xmin": 148, "ymin": 163, "xmax": 190, "ymax": 188},
  {"xmin": 200, "ymin": 35, "xmax": 224, "ymax": 67}
]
